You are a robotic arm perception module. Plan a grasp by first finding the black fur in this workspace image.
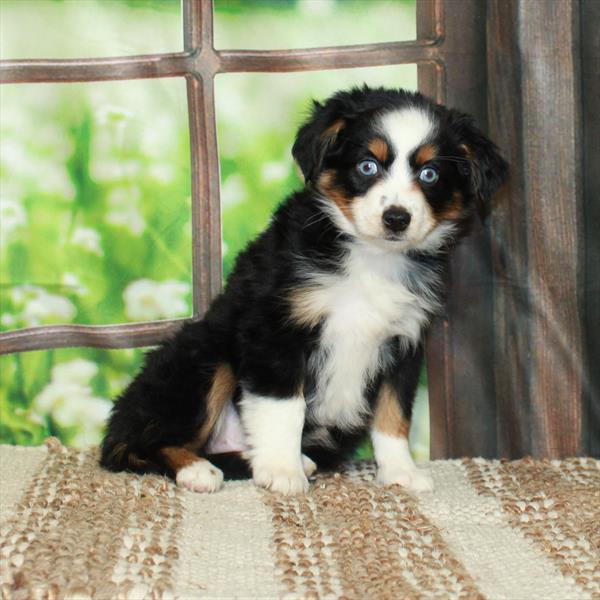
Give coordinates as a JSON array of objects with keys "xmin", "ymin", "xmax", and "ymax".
[{"xmin": 101, "ymin": 86, "xmax": 508, "ymax": 482}]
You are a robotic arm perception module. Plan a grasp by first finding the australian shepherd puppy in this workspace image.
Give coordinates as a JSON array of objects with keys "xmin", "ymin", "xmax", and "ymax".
[{"xmin": 101, "ymin": 86, "xmax": 507, "ymax": 495}]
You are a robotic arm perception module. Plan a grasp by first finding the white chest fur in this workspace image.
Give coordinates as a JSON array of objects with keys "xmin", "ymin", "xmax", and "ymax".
[{"xmin": 302, "ymin": 245, "xmax": 438, "ymax": 430}]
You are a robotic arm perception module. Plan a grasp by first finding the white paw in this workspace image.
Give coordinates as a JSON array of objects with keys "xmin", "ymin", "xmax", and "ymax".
[
  {"xmin": 176, "ymin": 460, "xmax": 224, "ymax": 493},
  {"xmin": 253, "ymin": 461, "xmax": 309, "ymax": 495},
  {"xmin": 377, "ymin": 467, "xmax": 434, "ymax": 492},
  {"xmin": 301, "ymin": 454, "xmax": 317, "ymax": 478}
]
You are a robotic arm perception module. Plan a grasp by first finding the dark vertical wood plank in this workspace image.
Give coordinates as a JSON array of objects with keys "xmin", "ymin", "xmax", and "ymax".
[
  {"xmin": 519, "ymin": 0, "xmax": 583, "ymax": 456},
  {"xmin": 420, "ymin": 0, "xmax": 497, "ymax": 458},
  {"xmin": 581, "ymin": 0, "xmax": 600, "ymax": 457},
  {"xmin": 487, "ymin": 0, "xmax": 533, "ymax": 457},
  {"xmin": 417, "ymin": 0, "xmax": 451, "ymax": 460},
  {"xmin": 439, "ymin": 0, "xmax": 497, "ymax": 459},
  {"xmin": 488, "ymin": 0, "xmax": 586, "ymax": 457}
]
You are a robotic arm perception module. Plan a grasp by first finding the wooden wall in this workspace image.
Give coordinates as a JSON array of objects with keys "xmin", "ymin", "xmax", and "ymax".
[{"xmin": 419, "ymin": 0, "xmax": 599, "ymax": 459}]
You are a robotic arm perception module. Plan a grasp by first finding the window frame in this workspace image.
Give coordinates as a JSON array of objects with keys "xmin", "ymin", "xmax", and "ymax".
[{"xmin": 0, "ymin": 0, "xmax": 445, "ymax": 353}]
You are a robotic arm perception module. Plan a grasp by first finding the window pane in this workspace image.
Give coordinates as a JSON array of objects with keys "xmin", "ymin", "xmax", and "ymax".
[
  {"xmin": 214, "ymin": 0, "xmax": 416, "ymax": 49},
  {"xmin": 0, "ymin": 0, "xmax": 182, "ymax": 59},
  {"xmin": 0, "ymin": 347, "xmax": 145, "ymax": 447},
  {"xmin": 0, "ymin": 79, "xmax": 192, "ymax": 330}
]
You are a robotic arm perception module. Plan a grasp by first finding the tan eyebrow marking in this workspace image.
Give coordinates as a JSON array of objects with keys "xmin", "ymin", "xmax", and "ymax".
[
  {"xmin": 415, "ymin": 143, "xmax": 438, "ymax": 166},
  {"xmin": 368, "ymin": 137, "xmax": 390, "ymax": 163}
]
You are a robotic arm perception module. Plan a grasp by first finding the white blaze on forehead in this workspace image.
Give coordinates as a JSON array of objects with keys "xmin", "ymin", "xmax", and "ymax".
[
  {"xmin": 379, "ymin": 107, "xmax": 436, "ymax": 183},
  {"xmin": 346, "ymin": 106, "xmax": 439, "ymax": 250}
]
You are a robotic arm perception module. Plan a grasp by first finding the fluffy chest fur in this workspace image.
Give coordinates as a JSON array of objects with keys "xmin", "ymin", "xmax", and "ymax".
[{"xmin": 296, "ymin": 245, "xmax": 439, "ymax": 430}]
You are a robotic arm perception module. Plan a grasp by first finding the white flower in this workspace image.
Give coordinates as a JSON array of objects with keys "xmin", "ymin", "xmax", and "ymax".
[
  {"xmin": 0, "ymin": 198, "xmax": 27, "ymax": 243},
  {"xmin": 71, "ymin": 226, "xmax": 103, "ymax": 256},
  {"xmin": 35, "ymin": 161, "xmax": 76, "ymax": 200},
  {"xmin": 34, "ymin": 380, "xmax": 91, "ymax": 416},
  {"xmin": 106, "ymin": 204, "xmax": 146, "ymax": 235},
  {"xmin": 10, "ymin": 284, "xmax": 37, "ymax": 304},
  {"xmin": 139, "ymin": 115, "xmax": 176, "ymax": 158},
  {"xmin": 148, "ymin": 163, "xmax": 175, "ymax": 184},
  {"xmin": 52, "ymin": 358, "xmax": 98, "ymax": 386},
  {"xmin": 1, "ymin": 313, "xmax": 16, "ymax": 327},
  {"xmin": 123, "ymin": 279, "xmax": 191, "ymax": 321},
  {"xmin": 53, "ymin": 394, "xmax": 110, "ymax": 429},
  {"xmin": 21, "ymin": 292, "xmax": 76, "ymax": 327},
  {"xmin": 10, "ymin": 285, "xmax": 77, "ymax": 327},
  {"xmin": 220, "ymin": 174, "xmax": 247, "ymax": 209},
  {"xmin": 90, "ymin": 158, "xmax": 141, "ymax": 183},
  {"xmin": 261, "ymin": 161, "xmax": 289, "ymax": 183},
  {"xmin": 62, "ymin": 273, "xmax": 88, "ymax": 296},
  {"xmin": 105, "ymin": 185, "xmax": 146, "ymax": 235},
  {"xmin": 32, "ymin": 358, "xmax": 111, "ymax": 448},
  {"xmin": 107, "ymin": 186, "xmax": 141, "ymax": 206}
]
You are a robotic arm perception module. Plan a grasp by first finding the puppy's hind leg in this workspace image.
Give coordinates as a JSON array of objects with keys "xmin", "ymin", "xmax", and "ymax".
[
  {"xmin": 161, "ymin": 447, "xmax": 224, "ymax": 493},
  {"xmin": 100, "ymin": 320, "xmax": 238, "ymax": 493}
]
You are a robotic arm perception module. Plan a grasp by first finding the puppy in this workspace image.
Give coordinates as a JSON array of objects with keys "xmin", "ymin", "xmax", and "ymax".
[{"xmin": 101, "ymin": 86, "xmax": 508, "ymax": 495}]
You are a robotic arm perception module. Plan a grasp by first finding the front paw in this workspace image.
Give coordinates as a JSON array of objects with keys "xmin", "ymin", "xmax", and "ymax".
[
  {"xmin": 253, "ymin": 462, "xmax": 309, "ymax": 495},
  {"xmin": 377, "ymin": 466, "xmax": 434, "ymax": 492}
]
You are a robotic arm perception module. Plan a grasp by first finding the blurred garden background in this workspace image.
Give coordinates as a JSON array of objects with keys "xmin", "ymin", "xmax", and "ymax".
[{"xmin": 0, "ymin": 0, "xmax": 427, "ymax": 459}]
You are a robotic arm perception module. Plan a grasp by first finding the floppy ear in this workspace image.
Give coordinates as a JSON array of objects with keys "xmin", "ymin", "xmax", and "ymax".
[
  {"xmin": 447, "ymin": 110, "xmax": 509, "ymax": 220},
  {"xmin": 292, "ymin": 99, "xmax": 348, "ymax": 184}
]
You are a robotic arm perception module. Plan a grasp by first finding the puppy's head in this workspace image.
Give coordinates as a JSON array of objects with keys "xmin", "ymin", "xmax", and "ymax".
[{"xmin": 292, "ymin": 86, "xmax": 508, "ymax": 252}]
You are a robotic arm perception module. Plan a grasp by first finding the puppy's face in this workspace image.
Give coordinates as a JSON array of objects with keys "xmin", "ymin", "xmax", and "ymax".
[{"xmin": 293, "ymin": 89, "xmax": 508, "ymax": 252}]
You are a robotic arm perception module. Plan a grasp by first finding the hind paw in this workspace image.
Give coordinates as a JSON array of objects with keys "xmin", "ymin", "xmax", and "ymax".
[
  {"xmin": 176, "ymin": 460, "xmax": 224, "ymax": 493},
  {"xmin": 301, "ymin": 454, "xmax": 317, "ymax": 478}
]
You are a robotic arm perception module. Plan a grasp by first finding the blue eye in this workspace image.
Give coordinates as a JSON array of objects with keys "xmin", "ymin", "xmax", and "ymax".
[
  {"xmin": 419, "ymin": 166, "xmax": 439, "ymax": 185},
  {"xmin": 357, "ymin": 160, "xmax": 379, "ymax": 176}
]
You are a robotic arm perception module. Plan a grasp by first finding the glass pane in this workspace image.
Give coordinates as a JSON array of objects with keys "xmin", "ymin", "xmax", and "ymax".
[
  {"xmin": 214, "ymin": 0, "xmax": 416, "ymax": 50},
  {"xmin": 0, "ymin": 347, "xmax": 145, "ymax": 447},
  {"xmin": 0, "ymin": 0, "xmax": 182, "ymax": 59},
  {"xmin": 215, "ymin": 65, "xmax": 428, "ymax": 459},
  {"xmin": 0, "ymin": 79, "xmax": 192, "ymax": 330}
]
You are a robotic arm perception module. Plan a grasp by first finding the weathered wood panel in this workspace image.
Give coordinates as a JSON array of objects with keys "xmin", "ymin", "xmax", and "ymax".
[
  {"xmin": 487, "ymin": 0, "xmax": 587, "ymax": 457},
  {"xmin": 422, "ymin": 0, "xmax": 597, "ymax": 458},
  {"xmin": 581, "ymin": 0, "xmax": 600, "ymax": 457},
  {"xmin": 419, "ymin": 0, "xmax": 498, "ymax": 458}
]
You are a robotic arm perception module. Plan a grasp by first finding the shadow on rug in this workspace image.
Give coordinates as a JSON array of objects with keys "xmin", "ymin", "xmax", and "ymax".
[{"xmin": 1, "ymin": 439, "xmax": 598, "ymax": 599}]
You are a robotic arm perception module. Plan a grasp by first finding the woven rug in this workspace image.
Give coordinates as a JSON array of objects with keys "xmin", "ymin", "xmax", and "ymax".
[{"xmin": 0, "ymin": 440, "xmax": 598, "ymax": 600}]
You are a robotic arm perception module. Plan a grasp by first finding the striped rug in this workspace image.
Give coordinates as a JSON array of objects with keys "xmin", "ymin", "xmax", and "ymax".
[{"xmin": 1, "ymin": 439, "xmax": 598, "ymax": 599}]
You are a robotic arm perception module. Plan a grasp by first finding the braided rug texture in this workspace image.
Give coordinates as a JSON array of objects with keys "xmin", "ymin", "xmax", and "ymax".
[{"xmin": 0, "ymin": 439, "xmax": 598, "ymax": 600}]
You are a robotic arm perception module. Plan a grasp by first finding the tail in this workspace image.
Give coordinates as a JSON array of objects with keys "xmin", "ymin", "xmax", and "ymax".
[{"xmin": 100, "ymin": 319, "xmax": 238, "ymax": 479}]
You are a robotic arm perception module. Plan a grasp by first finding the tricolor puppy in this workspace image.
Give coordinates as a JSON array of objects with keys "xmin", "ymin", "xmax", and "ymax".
[{"xmin": 101, "ymin": 86, "xmax": 508, "ymax": 495}]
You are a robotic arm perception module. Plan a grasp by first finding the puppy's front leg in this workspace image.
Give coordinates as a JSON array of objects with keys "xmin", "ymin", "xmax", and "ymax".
[
  {"xmin": 371, "ymin": 382, "xmax": 434, "ymax": 493},
  {"xmin": 240, "ymin": 392, "xmax": 308, "ymax": 494}
]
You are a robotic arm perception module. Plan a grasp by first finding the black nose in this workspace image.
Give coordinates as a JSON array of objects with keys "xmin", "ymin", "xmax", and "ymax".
[{"xmin": 382, "ymin": 207, "xmax": 411, "ymax": 233}]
